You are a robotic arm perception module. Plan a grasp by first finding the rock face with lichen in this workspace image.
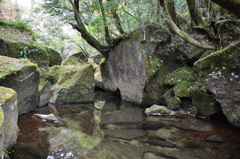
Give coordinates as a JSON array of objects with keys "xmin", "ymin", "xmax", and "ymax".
[
  {"xmin": 49, "ymin": 54, "xmax": 94, "ymax": 104},
  {"xmin": 195, "ymin": 41, "xmax": 240, "ymax": 127},
  {"xmin": 0, "ymin": 56, "xmax": 39, "ymax": 115},
  {"xmin": 101, "ymin": 24, "xmax": 186, "ymax": 104},
  {"xmin": 38, "ymin": 78, "xmax": 51, "ymax": 107},
  {"xmin": 0, "ymin": 87, "xmax": 18, "ymax": 151}
]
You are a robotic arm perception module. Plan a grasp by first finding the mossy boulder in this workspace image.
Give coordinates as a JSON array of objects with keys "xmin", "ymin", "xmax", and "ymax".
[
  {"xmin": 46, "ymin": 47, "xmax": 62, "ymax": 67},
  {"xmin": 0, "ymin": 87, "xmax": 18, "ymax": 150},
  {"xmin": 37, "ymin": 78, "xmax": 51, "ymax": 107},
  {"xmin": 161, "ymin": 89, "xmax": 181, "ymax": 110},
  {"xmin": 191, "ymin": 90, "xmax": 220, "ymax": 117},
  {"xmin": 0, "ymin": 40, "xmax": 49, "ymax": 70},
  {"xmin": 0, "ymin": 56, "xmax": 39, "ymax": 115},
  {"xmin": 173, "ymin": 81, "xmax": 191, "ymax": 98},
  {"xmin": 101, "ymin": 24, "xmax": 186, "ymax": 104},
  {"xmin": 145, "ymin": 104, "xmax": 171, "ymax": 116},
  {"xmin": 49, "ymin": 64, "xmax": 94, "ymax": 104},
  {"xmin": 62, "ymin": 52, "xmax": 88, "ymax": 66},
  {"xmin": 41, "ymin": 65, "xmax": 61, "ymax": 85},
  {"xmin": 194, "ymin": 41, "xmax": 240, "ymax": 127},
  {"xmin": 164, "ymin": 66, "xmax": 197, "ymax": 85}
]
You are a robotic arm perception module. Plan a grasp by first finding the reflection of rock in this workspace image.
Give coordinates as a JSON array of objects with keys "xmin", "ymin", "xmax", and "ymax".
[
  {"xmin": 147, "ymin": 116, "xmax": 213, "ymax": 132},
  {"xmin": 34, "ymin": 113, "xmax": 58, "ymax": 122},
  {"xmin": 104, "ymin": 129, "xmax": 146, "ymax": 140},
  {"xmin": 47, "ymin": 128, "xmax": 102, "ymax": 158},
  {"xmin": 100, "ymin": 101, "xmax": 144, "ymax": 125}
]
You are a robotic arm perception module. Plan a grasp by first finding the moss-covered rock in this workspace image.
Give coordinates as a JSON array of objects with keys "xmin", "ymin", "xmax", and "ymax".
[
  {"xmin": 49, "ymin": 64, "xmax": 94, "ymax": 104},
  {"xmin": 0, "ymin": 87, "xmax": 18, "ymax": 150},
  {"xmin": 101, "ymin": 24, "xmax": 186, "ymax": 104},
  {"xmin": 194, "ymin": 41, "xmax": 240, "ymax": 126},
  {"xmin": 161, "ymin": 88, "xmax": 181, "ymax": 110},
  {"xmin": 164, "ymin": 66, "xmax": 196, "ymax": 85},
  {"xmin": 37, "ymin": 78, "xmax": 51, "ymax": 107},
  {"xmin": 0, "ymin": 40, "xmax": 49, "ymax": 70},
  {"xmin": 45, "ymin": 47, "xmax": 62, "ymax": 67},
  {"xmin": 191, "ymin": 90, "xmax": 220, "ymax": 117},
  {"xmin": 0, "ymin": 56, "xmax": 39, "ymax": 115},
  {"xmin": 173, "ymin": 81, "xmax": 191, "ymax": 98},
  {"xmin": 167, "ymin": 96, "xmax": 181, "ymax": 110},
  {"xmin": 145, "ymin": 104, "xmax": 171, "ymax": 116},
  {"xmin": 91, "ymin": 53, "xmax": 104, "ymax": 65},
  {"xmin": 42, "ymin": 65, "xmax": 62, "ymax": 84},
  {"xmin": 62, "ymin": 52, "xmax": 88, "ymax": 66}
]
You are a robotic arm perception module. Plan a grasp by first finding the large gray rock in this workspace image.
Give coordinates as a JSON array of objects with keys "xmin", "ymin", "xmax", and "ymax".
[
  {"xmin": 0, "ymin": 87, "xmax": 18, "ymax": 150},
  {"xmin": 0, "ymin": 56, "xmax": 39, "ymax": 115},
  {"xmin": 49, "ymin": 64, "xmax": 94, "ymax": 104},
  {"xmin": 194, "ymin": 41, "xmax": 240, "ymax": 127},
  {"xmin": 101, "ymin": 25, "xmax": 186, "ymax": 104}
]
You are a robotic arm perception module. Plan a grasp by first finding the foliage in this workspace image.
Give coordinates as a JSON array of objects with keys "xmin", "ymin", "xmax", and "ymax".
[
  {"xmin": 0, "ymin": 150, "xmax": 9, "ymax": 159},
  {"xmin": 19, "ymin": 46, "xmax": 44, "ymax": 58},
  {"xmin": 0, "ymin": 20, "xmax": 35, "ymax": 37}
]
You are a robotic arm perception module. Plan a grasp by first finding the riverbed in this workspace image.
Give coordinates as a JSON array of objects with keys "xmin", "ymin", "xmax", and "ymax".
[{"xmin": 9, "ymin": 91, "xmax": 240, "ymax": 159}]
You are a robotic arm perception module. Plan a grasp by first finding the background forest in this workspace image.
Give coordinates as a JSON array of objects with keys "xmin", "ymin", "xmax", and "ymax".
[{"xmin": 1, "ymin": 0, "xmax": 239, "ymax": 59}]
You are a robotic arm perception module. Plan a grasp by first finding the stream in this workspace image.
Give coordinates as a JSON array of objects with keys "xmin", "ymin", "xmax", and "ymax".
[{"xmin": 9, "ymin": 91, "xmax": 240, "ymax": 159}]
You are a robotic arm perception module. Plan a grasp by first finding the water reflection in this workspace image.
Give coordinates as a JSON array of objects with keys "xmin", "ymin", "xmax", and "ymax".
[{"xmin": 10, "ymin": 92, "xmax": 240, "ymax": 159}]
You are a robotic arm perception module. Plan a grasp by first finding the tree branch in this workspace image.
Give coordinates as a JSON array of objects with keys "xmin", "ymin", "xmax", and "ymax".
[
  {"xmin": 99, "ymin": 0, "xmax": 112, "ymax": 45},
  {"xmin": 160, "ymin": 0, "xmax": 215, "ymax": 50},
  {"xmin": 69, "ymin": 0, "xmax": 110, "ymax": 56}
]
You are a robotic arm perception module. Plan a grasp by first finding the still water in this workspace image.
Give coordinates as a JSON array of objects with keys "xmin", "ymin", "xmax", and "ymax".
[{"xmin": 10, "ymin": 91, "xmax": 240, "ymax": 159}]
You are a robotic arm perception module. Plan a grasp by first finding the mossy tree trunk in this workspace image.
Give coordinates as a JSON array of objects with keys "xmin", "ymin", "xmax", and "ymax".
[
  {"xmin": 186, "ymin": 0, "xmax": 203, "ymax": 26},
  {"xmin": 159, "ymin": 0, "xmax": 215, "ymax": 50}
]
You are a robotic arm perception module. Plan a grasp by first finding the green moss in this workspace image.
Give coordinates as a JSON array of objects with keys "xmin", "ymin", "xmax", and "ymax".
[
  {"xmin": 167, "ymin": 96, "xmax": 181, "ymax": 110},
  {"xmin": 173, "ymin": 81, "xmax": 191, "ymax": 98},
  {"xmin": 45, "ymin": 47, "xmax": 62, "ymax": 66},
  {"xmin": 62, "ymin": 52, "xmax": 88, "ymax": 66},
  {"xmin": 39, "ymin": 78, "xmax": 47, "ymax": 86},
  {"xmin": 0, "ymin": 87, "xmax": 17, "ymax": 107},
  {"xmin": 0, "ymin": 56, "xmax": 36, "ymax": 79},
  {"xmin": 164, "ymin": 66, "xmax": 197, "ymax": 85},
  {"xmin": 0, "ymin": 20, "xmax": 35, "ymax": 37},
  {"xmin": 0, "ymin": 107, "xmax": 4, "ymax": 129}
]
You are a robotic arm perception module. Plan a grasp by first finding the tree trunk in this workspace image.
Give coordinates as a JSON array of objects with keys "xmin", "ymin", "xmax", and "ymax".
[
  {"xmin": 186, "ymin": 0, "xmax": 203, "ymax": 26},
  {"xmin": 69, "ymin": 0, "xmax": 110, "ymax": 56},
  {"xmin": 211, "ymin": 0, "xmax": 240, "ymax": 18},
  {"xmin": 167, "ymin": 0, "xmax": 177, "ymax": 25},
  {"xmin": 107, "ymin": 0, "xmax": 125, "ymax": 35},
  {"xmin": 160, "ymin": 0, "xmax": 215, "ymax": 50},
  {"xmin": 156, "ymin": 0, "xmax": 160, "ymax": 23},
  {"xmin": 99, "ymin": 0, "xmax": 112, "ymax": 45}
]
